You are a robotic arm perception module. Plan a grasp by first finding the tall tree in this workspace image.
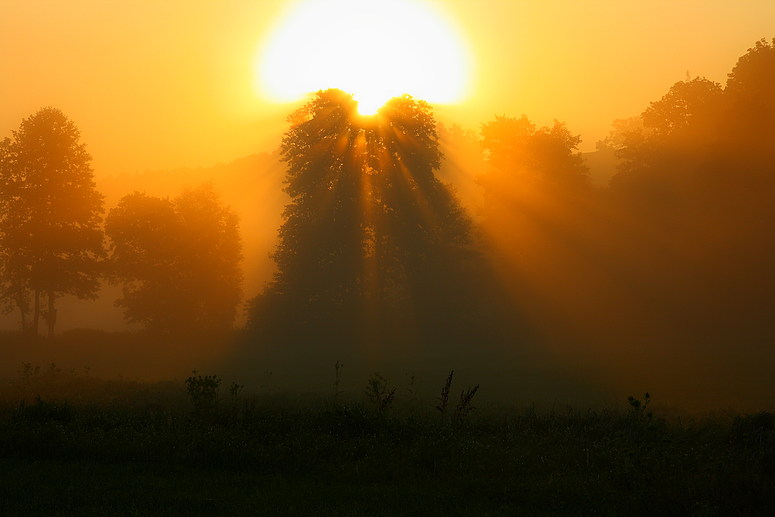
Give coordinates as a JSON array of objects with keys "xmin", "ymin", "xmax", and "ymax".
[
  {"xmin": 105, "ymin": 185, "xmax": 242, "ymax": 334},
  {"xmin": 0, "ymin": 108, "xmax": 104, "ymax": 336},
  {"xmin": 250, "ymin": 89, "xmax": 484, "ymax": 350},
  {"xmin": 610, "ymin": 77, "xmax": 724, "ymax": 200},
  {"xmin": 725, "ymin": 38, "xmax": 775, "ymax": 121},
  {"xmin": 724, "ymin": 37, "xmax": 775, "ymax": 173},
  {"xmin": 600, "ymin": 39, "xmax": 775, "ymax": 356}
]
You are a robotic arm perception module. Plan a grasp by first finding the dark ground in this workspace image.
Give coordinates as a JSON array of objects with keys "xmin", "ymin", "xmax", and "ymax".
[{"xmin": 0, "ymin": 365, "xmax": 773, "ymax": 516}]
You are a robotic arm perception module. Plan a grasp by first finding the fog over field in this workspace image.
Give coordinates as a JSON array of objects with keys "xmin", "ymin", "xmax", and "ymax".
[{"xmin": 1, "ymin": 1, "xmax": 774, "ymax": 412}]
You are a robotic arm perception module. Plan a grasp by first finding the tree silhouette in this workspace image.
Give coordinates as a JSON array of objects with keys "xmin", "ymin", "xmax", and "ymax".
[
  {"xmin": 610, "ymin": 78, "xmax": 724, "ymax": 200},
  {"xmin": 250, "ymin": 89, "xmax": 484, "ymax": 350},
  {"xmin": 480, "ymin": 116, "xmax": 588, "ymax": 188},
  {"xmin": 641, "ymin": 78, "xmax": 723, "ymax": 137},
  {"xmin": 726, "ymin": 38, "xmax": 775, "ymax": 120},
  {"xmin": 0, "ymin": 108, "xmax": 104, "ymax": 336},
  {"xmin": 599, "ymin": 39, "xmax": 775, "ymax": 356},
  {"xmin": 105, "ymin": 185, "xmax": 242, "ymax": 334},
  {"xmin": 610, "ymin": 39, "xmax": 775, "ymax": 209},
  {"xmin": 478, "ymin": 114, "xmax": 589, "ymax": 253},
  {"xmin": 724, "ymin": 38, "xmax": 775, "ymax": 174}
]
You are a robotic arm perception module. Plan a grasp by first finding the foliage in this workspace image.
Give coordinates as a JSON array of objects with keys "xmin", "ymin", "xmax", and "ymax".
[
  {"xmin": 105, "ymin": 184, "xmax": 242, "ymax": 333},
  {"xmin": 612, "ymin": 39, "xmax": 775, "ymax": 194},
  {"xmin": 333, "ymin": 360, "xmax": 344, "ymax": 400},
  {"xmin": 436, "ymin": 370, "xmax": 453, "ymax": 423},
  {"xmin": 185, "ymin": 370, "xmax": 221, "ymax": 412},
  {"xmin": 725, "ymin": 38, "xmax": 775, "ymax": 120},
  {"xmin": 642, "ymin": 78, "xmax": 723, "ymax": 137},
  {"xmin": 249, "ymin": 89, "xmax": 486, "ymax": 350},
  {"xmin": 476, "ymin": 113, "xmax": 591, "ymax": 310},
  {"xmin": 228, "ymin": 381, "xmax": 244, "ymax": 400},
  {"xmin": 1, "ymin": 379, "xmax": 774, "ymax": 516},
  {"xmin": 433, "ymin": 370, "xmax": 479, "ymax": 424},
  {"xmin": 364, "ymin": 372, "xmax": 396, "ymax": 412},
  {"xmin": 627, "ymin": 392, "xmax": 653, "ymax": 420},
  {"xmin": 601, "ymin": 39, "xmax": 775, "ymax": 358},
  {"xmin": 405, "ymin": 372, "xmax": 419, "ymax": 403},
  {"xmin": 454, "ymin": 383, "xmax": 480, "ymax": 423},
  {"xmin": 480, "ymin": 115, "xmax": 589, "ymax": 191},
  {"xmin": 0, "ymin": 107, "xmax": 104, "ymax": 336}
]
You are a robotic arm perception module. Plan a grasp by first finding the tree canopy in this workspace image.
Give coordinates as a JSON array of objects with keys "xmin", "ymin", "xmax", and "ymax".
[
  {"xmin": 105, "ymin": 185, "xmax": 242, "ymax": 334},
  {"xmin": 595, "ymin": 38, "xmax": 775, "ymax": 359},
  {"xmin": 477, "ymin": 114, "xmax": 589, "ymax": 256},
  {"xmin": 610, "ymin": 39, "xmax": 775, "ymax": 208},
  {"xmin": 250, "ymin": 89, "xmax": 486, "ymax": 351},
  {"xmin": 0, "ymin": 107, "xmax": 104, "ymax": 336}
]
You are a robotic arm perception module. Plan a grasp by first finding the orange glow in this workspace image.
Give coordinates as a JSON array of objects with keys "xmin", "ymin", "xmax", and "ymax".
[{"xmin": 2, "ymin": 1, "xmax": 775, "ymax": 412}]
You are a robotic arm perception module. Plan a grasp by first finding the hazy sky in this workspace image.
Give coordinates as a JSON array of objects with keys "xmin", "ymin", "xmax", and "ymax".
[{"xmin": 1, "ymin": 0, "xmax": 773, "ymax": 176}]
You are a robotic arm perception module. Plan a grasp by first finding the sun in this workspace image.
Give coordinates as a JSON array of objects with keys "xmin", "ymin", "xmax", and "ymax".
[{"xmin": 256, "ymin": 0, "xmax": 471, "ymax": 114}]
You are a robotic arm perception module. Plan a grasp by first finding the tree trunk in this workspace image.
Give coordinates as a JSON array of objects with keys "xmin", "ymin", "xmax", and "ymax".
[
  {"xmin": 18, "ymin": 303, "xmax": 28, "ymax": 333},
  {"xmin": 47, "ymin": 291, "xmax": 56, "ymax": 338},
  {"xmin": 32, "ymin": 289, "xmax": 40, "ymax": 336},
  {"xmin": 14, "ymin": 290, "xmax": 29, "ymax": 333}
]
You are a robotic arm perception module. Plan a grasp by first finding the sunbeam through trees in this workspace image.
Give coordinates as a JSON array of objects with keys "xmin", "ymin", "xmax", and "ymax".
[{"xmin": 248, "ymin": 90, "xmax": 496, "ymax": 356}]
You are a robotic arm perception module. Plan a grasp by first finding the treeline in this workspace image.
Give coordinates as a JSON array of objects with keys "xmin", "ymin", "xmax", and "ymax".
[
  {"xmin": 0, "ymin": 110, "xmax": 243, "ymax": 337},
  {"xmin": 2, "ymin": 39, "xmax": 773, "ymax": 380},
  {"xmin": 477, "ymin": 39, "xmax": 775, "ymax": 393},
  {"xmin": 247, "ymin": 38, "xmax": 775, "ymax": 371}
]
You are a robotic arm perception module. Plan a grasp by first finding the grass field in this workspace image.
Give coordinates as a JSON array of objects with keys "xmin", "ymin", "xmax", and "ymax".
[{"xmin": 1, "ymin": 364, "xmax": 774, "ymax": 516}]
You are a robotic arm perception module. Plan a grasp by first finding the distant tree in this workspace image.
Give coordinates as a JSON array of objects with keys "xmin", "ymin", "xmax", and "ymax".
[
  {"xmin": 610, "ymin": 39, "xmax": 775, "ymax": 200},
  {"xmin": 601, "ymin": 39, "xmax": 775, "ymax": 352},
  {"xmin": 105, "ymin": 185, "xmax": 242, "ymax": 333},
  {"xmin": 251, "ymin": 89, "xmax": 484, "ymax": 349},
  {"xmin": 0, "ymin": 108, "xmax": 104, "ymax": 336},
  {"xmin": 478, "ymin": 115, "xmax": 589, "ymax": 250},
  {"xmin": 724, "ymin": 37, "xmax": 775, "ymax": 170},
  {"xmin": 725, "ymin": 38, "xmax": 775, "ymax": 119},
  {"xmin": 607, "ymin": 39, "xmax": 775, "ymax": 216},
  {"xmin": 474, "ymin": 115, "xmax": 603, "ymax": 358},
  {"xmin": 610, "ymin": 78, "xmax": 724, "ymax": 198},
  {"xmin": 598, "ymin": 117, "xmax": 645, "ymax": 153},
  {"xmin": 611, "ymin": 38, "xmax": 775, "ymax": 195},
  {"xmin": 436, "ymin": 123, "xmax": 486, "ymax": 214},
  {"xmin": 481, "ymin": 115, "xmax": 589, "ymax": 187},
  {"xmin": 641, "ymin": 78, "xmax": 723, "ymax": 138}
]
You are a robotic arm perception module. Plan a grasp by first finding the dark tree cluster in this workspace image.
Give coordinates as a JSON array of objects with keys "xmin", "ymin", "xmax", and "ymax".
[
  {"xmin": 0, "ymin": 110, "xmax": 243, "ymax": 337},
  {"xmin": 472, "ymin": 38, "xmax": 775, "ymax": 378},
  {"xmin": 477, "ymin": 114, "xmax": 590, "ymax": 260},
  {"xmin": 245, "ymin": 38, "xmax": 775, "ymax": 371},
  {"xmin": 248, "ymin": 90, "xmax": 493, "ymax": 353},
  {"xmin": 3, "ymin": 38, "xmax": 773, "ymax": 385},
  {"xmin": 604, "ymin": 39, "xmax": 775, "ymax": 343},
  {"xmin": 105, "ymin": 186, "xmax": 242, "ymax": 334}
]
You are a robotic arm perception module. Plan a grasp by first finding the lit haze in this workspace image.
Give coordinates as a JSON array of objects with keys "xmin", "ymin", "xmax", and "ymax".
[
  {"xmin": 2, "ymin": 0, "xmax": 775, "ymax": 412},
  {"xmin": 1, "ymin": 1, "xmax": 771, "ymax": 174}
]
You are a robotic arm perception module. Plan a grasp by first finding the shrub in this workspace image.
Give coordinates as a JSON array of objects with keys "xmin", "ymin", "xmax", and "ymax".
[
  {"xmin": 627, "ymin": 392, "xmax": 652, "ymax": 420},
  {"xmin": 185, "ymin": 370, "xmax": 221, "ymax": 412}
]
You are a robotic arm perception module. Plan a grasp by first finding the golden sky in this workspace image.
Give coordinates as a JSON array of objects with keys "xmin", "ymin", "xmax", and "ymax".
[{"xmin": 1, "ymin": 0, "xmax": 773, "ymax": 176}]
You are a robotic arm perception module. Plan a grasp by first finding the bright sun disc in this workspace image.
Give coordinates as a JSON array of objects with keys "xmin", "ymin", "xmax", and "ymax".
[{"xmin": 256, "ymin": 0, "xmax": 471, "ymax": 114}]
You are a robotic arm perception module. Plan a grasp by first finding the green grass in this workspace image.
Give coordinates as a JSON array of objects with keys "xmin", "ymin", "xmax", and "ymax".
[{"xmin": 0, "ymin": 370, "xmax": 773, "ymax": 516}]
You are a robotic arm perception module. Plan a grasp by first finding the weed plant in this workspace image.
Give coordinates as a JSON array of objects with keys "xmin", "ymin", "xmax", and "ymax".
[
  {"xmin": 0, "ymin": 365, "xmax": 774, "ymax": 516},
  {"xmin": 364, "ymin": 372, "xmax": 396, "ymax": 412}
]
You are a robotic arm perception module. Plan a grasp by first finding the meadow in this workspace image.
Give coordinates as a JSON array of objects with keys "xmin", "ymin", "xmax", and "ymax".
[{"xmin": 1, "ymin": 353, "xmax": 773, "ymax": 516}]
